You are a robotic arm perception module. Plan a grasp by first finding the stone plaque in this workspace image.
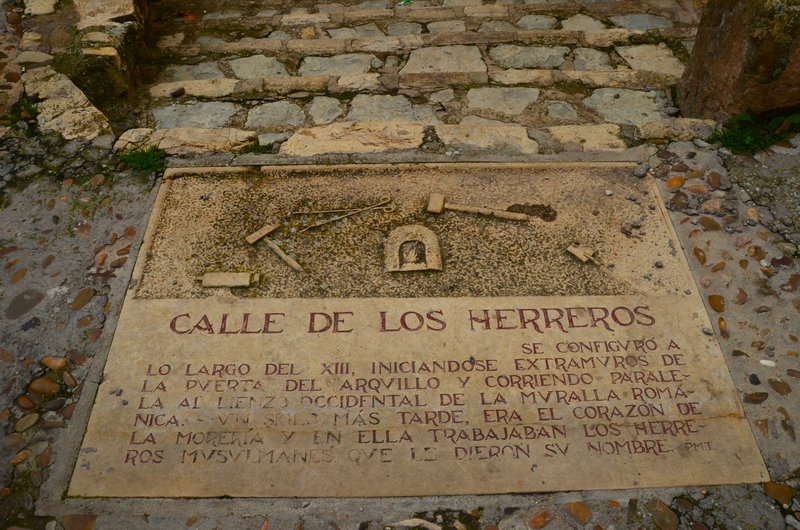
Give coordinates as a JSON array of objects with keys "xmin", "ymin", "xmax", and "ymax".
[{"xmin": 69, "ymin": 165, "xmax": 768, "ymax": 497}]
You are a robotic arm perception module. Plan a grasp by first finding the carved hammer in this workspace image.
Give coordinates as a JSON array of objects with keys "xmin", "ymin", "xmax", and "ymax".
[
  {"xmin": 425, "ymin": 193, "xmax": 532, "ymax": 221},
  {"xmin": 245, "ymin": 224, "xmax": 304, "ymax": 272}
]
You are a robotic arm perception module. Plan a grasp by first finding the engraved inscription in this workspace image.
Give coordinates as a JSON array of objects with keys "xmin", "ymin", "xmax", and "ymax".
[{"xmin": 70, "ymin": 296, "xmax": 768, "ymax": 497}]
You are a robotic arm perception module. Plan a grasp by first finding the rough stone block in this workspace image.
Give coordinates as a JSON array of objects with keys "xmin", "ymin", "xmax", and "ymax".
[
  {"xmin": 583, "ymin": 88, "xmax": 667, "ymax": 126},
  {"xmin": 398, "ymin": 7, "xmax": 458, "ymax": 22},
  {"xmin": 25, "ymin": 0, "xmax": 57, "ymax": 16},
  {"xmin": 83, "ymin": 47, "xmax": 122, "ymax": 69},
  {"xmin": 582, "ymin": 29, "xmax": 632, "ymax": 48},
  {"xmin": 76, "ymin": 0, "xmax": 138, "ymax": 29},
  {"xmin": 343, "ymin": 9, "xmax": 394, "ymax": 23},
  {"xmin": 399, "ymin": 71, "xmax": 489, "ymax": 91},
  {"xmin": 466, "ymin": 87, "xmax": 540, "ymax": 116},
  {"xmin": 153, "ymin": 102, "xmax": 239, "ymax": 129},
  {"xmin": 246, "ymin": 101, "xmax": 305, "ymax": 130},
  {"xmin": 149, "ymin": 79, "xmax": 238, "ymax": 98},
  {"xmin": 561, "ymin": 14, "xmax": 606, "ymax": 31},
  {"xmin": 308, "ymin": 97, "xmax": 344, "ymax": 125},
  {"xmin": 229, "ymin": 55, "xmax": 288, "ymax": 79},
  {"xmin": 261, "ymin": 76, "xmax": 330, "ymax": 94},
  {"xmin": 489, "ymin": 45, "xmax": 569, "ymax": 69},
  {"xmin": 299, "ymin": 54, "xmax": 377, "ymax": 76},
  {"xmin": 400, "ymin": 45, "xmax": 486, "ymax": 75},
  {"xmin": 464, "ymin": 5, "xmax": 509, "ymax": 18},
  {"xmin": 280, "ymin": 121, "xmax": 425, "ymax": 156},
  {"xmin": 21, "ymin": 66, "xmax": 111, "ymax": 141},
  {"xmin": 616, "ymin": 44, "xmax": 685, "ymax": 78},
  {"xmin": 436, "ymin": 124, "xmax": 539, "ymax": 154},
  {"xmin": 279, "ymin": 12, "xmax": 330, "ymax": 26},
  {"xmin": 114, "ymin": 128, "xmax": 257, "ymax": 155},
  {"xmin": 350, "ymin": 37, "xmax": 403, "ymax": 54},
  {"xmin": 287, "ymin": 39, "xmax": 348, "ymax": 55},
  {"xmin": 547, "ymin": 124, "xmax": 626, "ymax": 151},
  {"xmin": 490, "ymin": 69, "xmax": 555, "ymax": 86},
  {"xmin": 161, "ymin": 62, "xmax": 225, "ymax": 83},
  {"xmin": 333, "ymin": 74, "xmax": 384, "ymax": 93},
  {"xmin": 636, "ymin": 118, "xmax": 717, "ymax": 141},
  {"xmin": 15, "ymin": 51, "xmax": 54, "ymax": 64}
]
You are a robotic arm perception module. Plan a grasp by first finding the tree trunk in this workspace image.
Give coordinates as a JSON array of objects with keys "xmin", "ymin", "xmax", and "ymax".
[{"xmin": 678, "ymin": 0, "xmax": 800, "ymax": 123}]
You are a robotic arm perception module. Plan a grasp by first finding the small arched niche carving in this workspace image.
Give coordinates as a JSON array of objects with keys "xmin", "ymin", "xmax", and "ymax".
[{"xmin": 385, "ymin": 225, "xmax": 442, "ymax": 272}]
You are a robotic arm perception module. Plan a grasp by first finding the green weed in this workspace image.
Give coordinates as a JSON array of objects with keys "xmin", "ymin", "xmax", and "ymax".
[
  {"xmin": 239, "ymin": 143, "xmax": 275, "ymax": 155},
  {"xmin": 0, "ymin": 96, "xmax": 39, "ymax": 126},
  {"xmin": 710, "ymin": 110, "xmax": 800, "ymax": 154},
  {"xmin": 119, "ymin": 146, "xmax": 167, "ymax": 173}
]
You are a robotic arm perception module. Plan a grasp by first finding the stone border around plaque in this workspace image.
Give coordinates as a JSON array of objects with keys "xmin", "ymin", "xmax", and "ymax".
[{"xmin": 65, "ymin": 164, "xmax": 768, "ymax": 499}]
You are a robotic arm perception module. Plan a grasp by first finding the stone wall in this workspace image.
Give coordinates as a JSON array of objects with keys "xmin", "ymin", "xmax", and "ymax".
[
  {"xmin": 54, "ymin": 0, "xmax": 149, "ymax": 114},
  {"xmin": 678, "ymin": 0, "xmax": 800, "ymax": 122}
]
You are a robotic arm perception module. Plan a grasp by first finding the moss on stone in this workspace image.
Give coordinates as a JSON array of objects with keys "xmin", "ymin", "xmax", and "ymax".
[{"xmin": 753, "ymin": 0, "xmax": 800, "ymax": 45}]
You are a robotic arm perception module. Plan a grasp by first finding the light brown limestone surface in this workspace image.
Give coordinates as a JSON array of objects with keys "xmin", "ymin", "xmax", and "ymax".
[
  {"xmin": 69, "ymin": 165, "xmax": 767, "ymax": 498},
  {"xmin": 280, "ymin": 122, "xmax": 425, "ymax": 156}
]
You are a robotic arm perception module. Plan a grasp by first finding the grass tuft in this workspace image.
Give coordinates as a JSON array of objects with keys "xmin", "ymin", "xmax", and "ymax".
[
  {"xmin": 239, "ymin": 143, "xmax": 275, "ymax": 155},
  {"xmin": 119, "ymin": 146, "xmax": 167, "ymax": 173},
  {"xmin": 710, "ymin": 110, "xmax": 800, "ymax": 154},
  {"xmin": 0, "ymin": 97, "xmax": 39, "ymax": 127}
]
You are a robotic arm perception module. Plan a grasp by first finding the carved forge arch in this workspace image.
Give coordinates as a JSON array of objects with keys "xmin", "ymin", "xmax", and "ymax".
[{"xmin": 385, "ymin": 225, "xmax": 442, "ymax": 272}]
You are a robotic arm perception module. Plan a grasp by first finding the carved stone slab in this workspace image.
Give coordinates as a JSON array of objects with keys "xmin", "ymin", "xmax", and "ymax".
[{"xmin": 69, "ymin": 164, "xmax": 768, "ymax": 498}]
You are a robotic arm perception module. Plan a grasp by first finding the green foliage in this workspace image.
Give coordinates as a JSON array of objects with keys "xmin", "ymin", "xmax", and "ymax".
[
  {"xmin": 119, "ymin": 146, "xmax": 167, "ymax": 173},
  {"xmin": 710, "ymin": 110, "xmax": 800, "ymax": 154},
  {"xmin": 17, "ymin": 97, "xmax": 39, "ymax": 120},
  {"xmin": 0, "ymin": 97, "xmax": 39, "ymax": 126}
]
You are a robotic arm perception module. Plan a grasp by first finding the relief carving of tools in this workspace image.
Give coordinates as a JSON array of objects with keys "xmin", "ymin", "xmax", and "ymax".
[
  {"xmin": 245, "ymin": 224, "xmax": 304, "ymax": 272},
  {"xmin": 425, "ymin": 193, "xmax": 534, "ymax": 222},
  {"xmin": 296, "ymin": 196, "xmax": 396, "ymax": 233}
]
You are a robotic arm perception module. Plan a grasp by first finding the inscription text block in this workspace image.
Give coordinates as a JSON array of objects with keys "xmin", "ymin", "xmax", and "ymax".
[{"xmin": 70, "ymin": 295, "xmax": 767, "ymax": 497}]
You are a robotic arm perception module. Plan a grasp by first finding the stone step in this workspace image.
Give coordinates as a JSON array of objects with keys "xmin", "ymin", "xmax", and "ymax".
[
  {"xmin": 162, "ymin": 144, "xmax": 662, "ymax": 169},
  {"xmin": 157, "ymin": 8, "xmax": 695, "ymax": 57},
  {"xmin": 147, "ymin": 35, "xmax": 688, "ymax": 106},
  {"xmin": 114, "ymin": 116, "xmax": 711, "ymax": 160},
  {"xmin": 157, "ymin": 0, "xmax": 696, "ymax": 36},
  {"xmin": 148, "ymin": 68, "xmax": 678, "ymax": 102},
  {"xmin": 140, "ymin": 92, "xmax": 714, "ymax": 142},
  {"xmin": 129, "ymin": 0, "xmax": 704, "ymax": 160},
  {"xmin": 163, "ymin": 27, "xmax": 695, "ymax": 60}
]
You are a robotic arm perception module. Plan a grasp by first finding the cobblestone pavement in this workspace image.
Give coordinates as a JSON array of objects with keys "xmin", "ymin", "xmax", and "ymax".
[{"xmin": 1, "ymin": 0, "xmax": 800, "ymax": 528}]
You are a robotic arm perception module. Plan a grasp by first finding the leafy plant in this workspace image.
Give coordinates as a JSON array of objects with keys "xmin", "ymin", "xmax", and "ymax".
[
  {"xmin": 119, "ymin": 146, "xmax": 167, "ymax": 173},
  {"xmin": 0, "ymin": 96, "xmax": 39, "ymax": 126},
  {"xmin": 17, "ymin": 97, "xmax": 39, "ymax": 120},
  {"xmin": 710, "ymin": 110, "xmax": 800, "ymax": 154}
]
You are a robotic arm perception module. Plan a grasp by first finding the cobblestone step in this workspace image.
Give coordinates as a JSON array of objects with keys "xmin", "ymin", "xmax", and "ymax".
[
  {"xmin": 115, "ymin": 113, "xmax": 710, "ymax": 162},
  {"xmin": 155, "ymin": 0, "xmax": 697, "ymax": 32},
  {"xmin": 148, "ymin": 69, "xmax": 677, "ymax": 102},
  {"xmin": 123, "ymin": 108, "xmax": 714, "ymax": 156},
  {"xmin": 125, "ymin": 0, "xmax": 704, "ymax": 158},
  {"xmin": 162, "ymin": 27, "xmax": 694, "ymax": 59},
  {"xmin": 155, "ymin": 6, "xmax": 695, "ymax": 57},
  {"xmin": 149, "ymin": 30, "xmax": 690, "ymax": 92},
  {"xmin": 148, "ymin": 83, "xmax": 667, "ymax": 122},
  {"xmin": 110, "ymin": 121, "xmax": 616, "ymax": 156}
]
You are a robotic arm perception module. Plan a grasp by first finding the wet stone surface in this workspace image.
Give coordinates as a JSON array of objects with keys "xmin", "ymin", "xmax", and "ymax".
[{"xmin": 0, "ymin": 108, "xmax": 156, "ymax": 526}]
